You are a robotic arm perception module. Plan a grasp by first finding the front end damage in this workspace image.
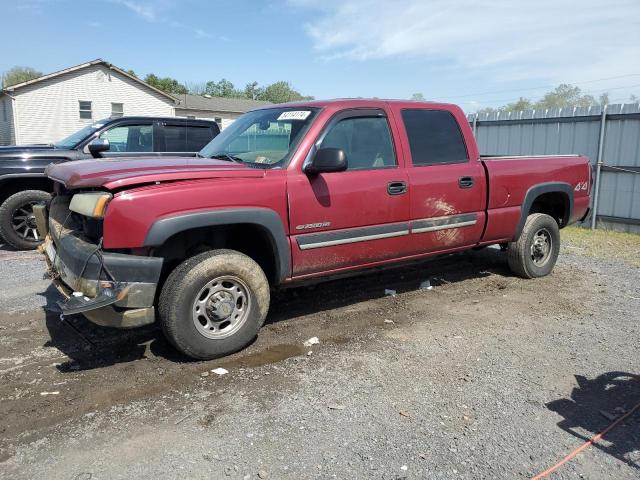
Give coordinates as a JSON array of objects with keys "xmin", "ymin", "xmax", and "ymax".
[{"xmin": 37, "ymin": 194, "xmax": 163, "ymax": 328}]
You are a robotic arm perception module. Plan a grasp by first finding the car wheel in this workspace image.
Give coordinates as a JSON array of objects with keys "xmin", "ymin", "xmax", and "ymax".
[
  {"xmin": 507, "ymin": 213, "xmax": 560, "ymax": 278},
  {"xmin": 158, "ymin": 249, "xmax": 270, "ymax": 360},
  {"xmin": 0, "ymin": 190, "xmax": 51, "ymax": 250}
]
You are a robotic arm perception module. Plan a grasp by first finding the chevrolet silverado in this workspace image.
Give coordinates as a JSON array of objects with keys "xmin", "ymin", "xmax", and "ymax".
[{"xmin": 37, "ymin": 99, "xmax": 591, "ymax": 359}]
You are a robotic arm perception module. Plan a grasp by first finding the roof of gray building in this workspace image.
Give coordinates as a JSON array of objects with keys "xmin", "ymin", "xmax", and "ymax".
[{"xmin": 173, "ymin": 93, "xmax": 272, "ymax": 114}]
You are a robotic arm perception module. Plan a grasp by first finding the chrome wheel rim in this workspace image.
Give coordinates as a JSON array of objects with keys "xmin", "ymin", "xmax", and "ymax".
[
  {"xmin": 531, "ymin": 228, "xmax": 552, "ymax": 266},
  {"xmin": 11, "ymin": 201, "xmax": 42, "ymax": 243},
  {"xmin": 192, "ymin": 275, "xmax": 251, "ymax": 339}
]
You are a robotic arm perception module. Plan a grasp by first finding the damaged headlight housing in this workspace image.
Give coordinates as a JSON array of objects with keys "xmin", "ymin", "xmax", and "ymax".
[{"xmin": 69, "ymin": 192, "xmax": 113, "ymax": 219}]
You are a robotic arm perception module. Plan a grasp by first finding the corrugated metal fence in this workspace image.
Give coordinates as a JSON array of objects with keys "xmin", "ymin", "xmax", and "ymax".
[{"xmin": 467, "ymin": 103, "xmax": 640, "ymax": 233}]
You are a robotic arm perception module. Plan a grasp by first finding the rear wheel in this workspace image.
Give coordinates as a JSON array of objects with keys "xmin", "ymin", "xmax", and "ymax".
[
  {"xmin": 507, "ymin": 213, "xmax": 560, "ymax": 278},
  {"xmin": 158, "ymin": 249, "xmax": 270, "ymax": 360},
  {"xmin": 0, "ymin": 190, "xmax": 51, "ymax": 250}
]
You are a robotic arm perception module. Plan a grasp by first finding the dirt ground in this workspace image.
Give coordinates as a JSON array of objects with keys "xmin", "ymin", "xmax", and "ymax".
[{"xmin": 0, "ymin": 228, "xmax": 638, "ymax": 479}]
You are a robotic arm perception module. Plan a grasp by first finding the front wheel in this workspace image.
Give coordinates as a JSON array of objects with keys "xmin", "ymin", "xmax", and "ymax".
[
  {"xmin": 158, "ymin": 249, "xmax": 270, "ymax": 360},
  {"xmin": 507, "ymin": 213, "xmax": 560, "ymax": 278},
  {"xmin": 0, "ymin": 190, "xmax": 51, "ymax": 250}
]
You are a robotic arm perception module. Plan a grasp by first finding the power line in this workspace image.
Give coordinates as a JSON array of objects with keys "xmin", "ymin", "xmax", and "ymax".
[{"xmin": 433, "ymin": 73, "xmax": 640, "ymax": 100}]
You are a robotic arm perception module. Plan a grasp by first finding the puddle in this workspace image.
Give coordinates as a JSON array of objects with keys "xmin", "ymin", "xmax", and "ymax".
[{"xmin": 221, "ymin": 343, "xmax": 306, "ymax": 369}]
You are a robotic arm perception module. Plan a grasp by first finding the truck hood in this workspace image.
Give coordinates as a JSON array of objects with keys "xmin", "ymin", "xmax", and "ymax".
[
  {"xmin": 0, "ymin": 144, "xmax": 74, "ymax": 161},
  {"xmin": 46, "ymin": 156, "xmax": 265, "ymax": 190}
]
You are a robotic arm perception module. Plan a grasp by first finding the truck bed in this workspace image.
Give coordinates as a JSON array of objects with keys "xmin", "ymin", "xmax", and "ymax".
[{"xmin": 480, "ymin": 154, "xmax": 591, "ymax": 243}]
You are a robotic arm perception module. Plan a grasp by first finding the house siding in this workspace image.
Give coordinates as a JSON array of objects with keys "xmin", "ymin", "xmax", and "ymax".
[
  {"xmin": 174, "ymin": 107, "xmax": 241, "ymax": 130},
  {"xmin": 13, "ymin": 65, "xmax": 174, "ymax": 144},
  {"xmin": 0, "ymin": 96, "xmax": 15, "ymax": 146}
]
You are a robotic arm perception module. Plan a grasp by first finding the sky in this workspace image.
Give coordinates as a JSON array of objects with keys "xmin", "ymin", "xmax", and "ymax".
[{"xmin": 2, "ymin": 0, "xmax": 640, "ymax": 112}]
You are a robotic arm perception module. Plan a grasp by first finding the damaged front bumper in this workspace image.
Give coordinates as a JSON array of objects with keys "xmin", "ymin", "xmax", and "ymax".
[{"xmin": 38, "ymin": 198, "xmax": 163, "ymax": 328}]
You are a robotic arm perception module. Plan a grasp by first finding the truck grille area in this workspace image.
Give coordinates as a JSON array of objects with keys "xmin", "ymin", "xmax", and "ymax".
[{"xmin": 49, "ymin": 194, "xmax": 103, "ymax": 245}]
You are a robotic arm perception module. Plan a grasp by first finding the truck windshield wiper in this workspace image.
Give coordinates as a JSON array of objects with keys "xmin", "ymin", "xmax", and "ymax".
[{"xmin": 209, "ymin": 153, "xmax": 244, "ymax": 163}]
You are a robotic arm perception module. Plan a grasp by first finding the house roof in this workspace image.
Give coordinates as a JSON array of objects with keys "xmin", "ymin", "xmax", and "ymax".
[
  {"xmin": 1, "ymin": 59, "xmax": 179, "ymax": 103},
  {"xmin": 174, "ymin": 93, "xmax": 271, "ymax": 114}
]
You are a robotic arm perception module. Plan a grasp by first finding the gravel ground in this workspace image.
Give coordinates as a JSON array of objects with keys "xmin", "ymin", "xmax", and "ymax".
[{"xmin": 0, "ymin": 233, "xmax": 638, "ymax": 479}]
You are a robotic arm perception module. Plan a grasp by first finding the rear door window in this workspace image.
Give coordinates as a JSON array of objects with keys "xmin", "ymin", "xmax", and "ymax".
[
  {"xmin": 162, "ymin": 125, "xmax": 187, "ymax": 152},
  {"xmin": 401, "ymin": 109, "xmax": 468, "ymax": 165},
  {"xmin": 186, "ymin": 126, "xmax": 215, "ymax": 151}
]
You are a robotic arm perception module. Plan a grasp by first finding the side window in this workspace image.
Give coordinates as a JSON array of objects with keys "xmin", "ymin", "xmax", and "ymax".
[
  {"xmin": 185, "ymin": 126, "xmax": 214, "ymax": 151},
  {"xmin": 79, "ymin": 101, "xmax": 92, "ymax": 120},
  {"xmin": 401, "ymin": 109, "xmax": 468, "ymax": 165},
  {"xmin": 111, "ymin": 103, "xmax": 124, "ymax": 118},
  {"xmin": 320, "ymin": 116, "xmax": 396, "ymax": 170},
  {"xmin": 100, "ymin": 124, "xmax": 153, "ymax": 152},
  {"xmin": 162, "ymin": 125, "xmax": 187, "ymax": 151}
]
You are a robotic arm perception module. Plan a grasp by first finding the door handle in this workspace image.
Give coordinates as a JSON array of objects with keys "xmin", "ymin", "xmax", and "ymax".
[
  {"xmin": 458, "ymin": 176, "xmax": 474, "ymax": 188},
  {"xmin": 387, "ymin": 181, "xmax": 407, "ymax": 195}
]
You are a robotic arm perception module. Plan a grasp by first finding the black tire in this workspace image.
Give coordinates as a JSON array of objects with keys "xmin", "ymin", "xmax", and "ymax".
[
  {"xmin": 158, "ymin": 249, "xmax": 270, "ymax": 360},
  {"xmin": 0, "ymin": 190, "xmax": 51, "ymax": 250},
  {"xmin": 507, "ymin": 213, "xmax": 560, "ymax": 278}
]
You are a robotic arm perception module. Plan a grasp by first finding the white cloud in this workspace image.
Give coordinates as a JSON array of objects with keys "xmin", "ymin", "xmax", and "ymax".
[
  {"xmin": 111, "ymin": 0, "xmax": 215, "ymax": 39},
  {"xmin": 290, "ymin": 0, "xmax": 640, "ymax": 92},
  {"xmin": 112, "ymin": 0, "xmax": 158, "ymax": 21}
]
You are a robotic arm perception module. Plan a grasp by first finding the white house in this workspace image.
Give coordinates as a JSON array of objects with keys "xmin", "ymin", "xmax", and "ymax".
[{"xmin": 0, "ymin": 59, "xmax": 270, "ymax": 146}]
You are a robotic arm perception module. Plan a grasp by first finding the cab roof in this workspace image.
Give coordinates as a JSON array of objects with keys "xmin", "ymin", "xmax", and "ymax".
[{"xmin": 254, "ymin": 98, "xmax": 458, "ymax": 111}]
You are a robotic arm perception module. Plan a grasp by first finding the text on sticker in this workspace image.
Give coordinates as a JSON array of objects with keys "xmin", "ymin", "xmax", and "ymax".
[{"xmin": 277, "ymin": 111, "xmax": 311, "ymax": 121}]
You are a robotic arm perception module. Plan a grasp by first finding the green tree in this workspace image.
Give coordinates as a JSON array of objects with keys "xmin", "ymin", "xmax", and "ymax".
[
  {"xmin": 473, "ymin": 84, "xmax": 620, "ymax": 114},
  {"xmin": 244, "ymin": 81, "xmax": 264, "ymax": 100},
  {"xmin": 258, "ymin": 81, "xmax": 313, "ymax": 103},
  {"xmin": 2, "ymin": 66, "xmax": 43, "ymax": 87},
  {"xmin": 143, "ymin": 73, "xmax": 188, "ymax": 94},
  {"xmin": 411, "ymin": 92, "xmax": 425, "ymax": 101},
  {"xmin": 205, "ymin": 78, "xmax": 242, "ymax": 97},
  {"xmin": 504, "ymin": 97, "xmax": 534, "ymax": 112},
  {"xmin": 126, "ymin": 69, "xmax": 137, "ymax": 78},
  {"xmin": 534, "ymin": 84, "xmax": 596, "ymax": 110}
]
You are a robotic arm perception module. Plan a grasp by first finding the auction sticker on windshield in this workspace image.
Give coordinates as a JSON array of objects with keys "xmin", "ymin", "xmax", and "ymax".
[{"xmin": 277, "ymin": 111, "xmax": 311, "ymax": 121}]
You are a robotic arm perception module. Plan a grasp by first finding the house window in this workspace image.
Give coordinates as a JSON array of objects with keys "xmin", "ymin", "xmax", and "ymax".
[
  {"xmin": 111, "ymin": 103, "xmax": 124, "ymax": 118},
  {"xmin": 79, "ymin": 101, "xmax": 92, "ymax": 120}
]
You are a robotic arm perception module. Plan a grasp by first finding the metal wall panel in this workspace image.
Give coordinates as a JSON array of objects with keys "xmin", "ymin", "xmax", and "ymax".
[{"xmin": 469, "ymin": 103, "xmax": 640, "ymax": 233}]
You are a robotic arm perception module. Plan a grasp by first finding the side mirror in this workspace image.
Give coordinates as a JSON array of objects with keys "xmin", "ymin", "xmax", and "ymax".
[
  {"xmin": 304, "ymin": 148, "xmax": 348, "ymax": 174},
  {"xmin": 88, "ymin": 138, "xmax": 110, "ymax": 158}
]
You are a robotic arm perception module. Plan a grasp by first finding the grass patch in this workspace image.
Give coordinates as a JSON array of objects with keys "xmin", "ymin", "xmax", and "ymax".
[{"xmin": 561, "ymin": 226, "xmax": 640, "ymax": 267}]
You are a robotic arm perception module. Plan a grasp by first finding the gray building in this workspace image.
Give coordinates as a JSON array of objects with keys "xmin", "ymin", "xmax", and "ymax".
[{"xmin": 173, "ymin": 94, "xmax": 271, "ymax": 130}]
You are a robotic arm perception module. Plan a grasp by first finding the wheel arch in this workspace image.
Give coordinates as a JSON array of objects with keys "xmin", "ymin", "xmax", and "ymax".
[
  {"xmin": 514, "ymin": 182, "xmax": 573, "ymax": 240},
  {"xmin": 0, "ymin": 174, "xmax": 54, "ymax": 205},
  {"xmin": 144, "ymin": 208, "xmax": 290, "ymax": 284}
]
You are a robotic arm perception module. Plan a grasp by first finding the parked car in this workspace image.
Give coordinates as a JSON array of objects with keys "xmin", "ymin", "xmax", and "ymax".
[
  {"xmin": 37, "ymin": 99, "xmax": 591, "ymax": 359},
  {"xmin": 0, "ymin": 116, "xmax": 219, "ymax": 249}
]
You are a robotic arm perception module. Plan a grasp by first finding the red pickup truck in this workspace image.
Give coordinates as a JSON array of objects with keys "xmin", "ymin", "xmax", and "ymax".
[{"xmin": 38, "ymin": 99, "xmax": 591, "ymax": 359}]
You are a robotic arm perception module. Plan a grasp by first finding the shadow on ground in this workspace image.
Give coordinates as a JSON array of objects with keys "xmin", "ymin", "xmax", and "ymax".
[
  {"xmin": 547, "ymin": 371, "xmax": 640, "ymax": 470},
  {"xmin": 41, "ymin": 247, "xmax": 510, "ymax": 371}
]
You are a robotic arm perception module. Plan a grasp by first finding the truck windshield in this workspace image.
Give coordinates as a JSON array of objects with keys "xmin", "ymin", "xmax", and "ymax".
[
  {"xmin": 200, "ymin": 107, "xmax": 320, "ymax": 168},
  {"xmin": 54, "ymin": 121, "xmax": 107, "ymax": 149}
]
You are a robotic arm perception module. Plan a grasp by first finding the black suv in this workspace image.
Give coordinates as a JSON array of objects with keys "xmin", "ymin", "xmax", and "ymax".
[{"xmin": 0, "ymin": 116, "xmax": 219, "ymax": 249}]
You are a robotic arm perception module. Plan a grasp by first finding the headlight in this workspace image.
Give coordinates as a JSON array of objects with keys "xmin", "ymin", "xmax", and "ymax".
[{"xmin": 69, "ymin": 192, "xmax": 113, "ymax": 218}]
